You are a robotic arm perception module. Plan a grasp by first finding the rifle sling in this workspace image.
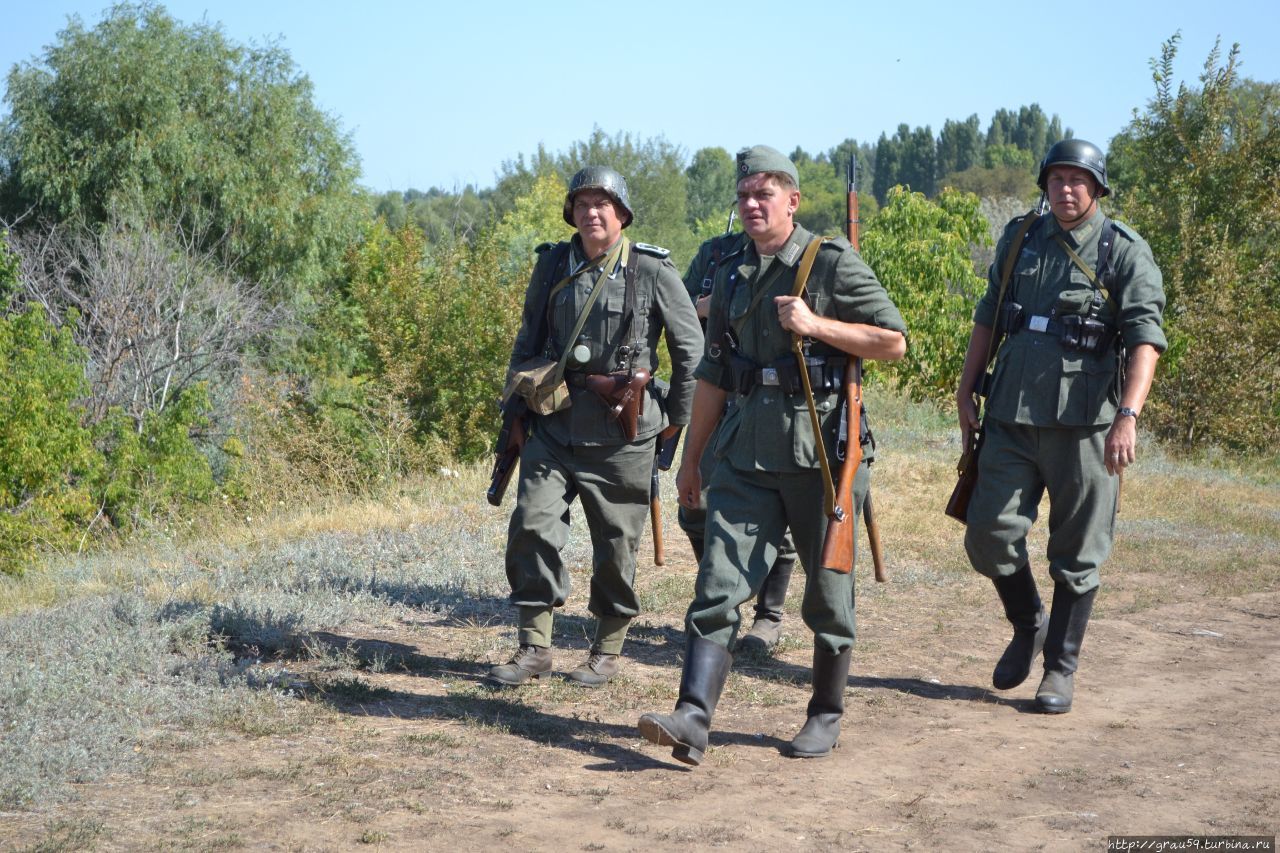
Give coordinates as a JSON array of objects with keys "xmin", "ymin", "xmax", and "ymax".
[
  {"xmin": 790, "ymin": 237, "xmax": 839, "ymax": 520},
  {"xmin": 982, "ymin": 212, "xmax": 1042, "ymax": 410}
]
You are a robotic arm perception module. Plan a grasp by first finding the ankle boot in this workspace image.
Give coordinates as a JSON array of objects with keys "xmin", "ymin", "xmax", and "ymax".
[
  {"xmin": 991, "ymin": 564, "xmax": 1048, "ymax": 690},
  {"xmin": 567, "ymin": 615, "xmax": 630, "ymax": 687},
  {"xmin": 638, "ymin": 636, "xmax": 733, "ymax": 767},
  {"xmin": 1036, "ymin": 584, "xmax": 1097, "ymax": 714},
  {"xmin": 789, "ymin": 645, "xmax": 852, "ymax": 758},
  {"xmin": 738, "ymin": 551, "xmax": 796, "ymax": 654}
]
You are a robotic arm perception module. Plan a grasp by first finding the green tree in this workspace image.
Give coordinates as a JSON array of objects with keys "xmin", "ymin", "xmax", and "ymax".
[
  {"xmin": 872, "ymin": 130, "xmax": 901, "ymax": 205},
  {"xmin": 1109, "ymin": 35, "xmax": 1280, "ymax": 449},
  {"xmin": 937, "ymin": 115, "xmax": 984, "ymax": 179},
  {"xmin": 794, "ymin": 156, "xmax": 845, "ymax": 236},
  {"xmin": 494, "ymin": 128, "xmax": 695, "ymax": 263},
  {"xmin": 344, "ymin": 174, "xmax": 566, "ymax": 463},
  {"xmin": 685, "ymin": 146, "xmax": 737, "ymax": 228},
  {"xmin": 903, "ymin": 125, "xmax": 938, "ymax": 197},
  {"xmin": 1, "ymin": 2, "xmax": 363, "ymax": 298},
  {"xmin": 861, "ymin": 188, "xmax": 990, "ymax": 404},
  {"xmin": 982, "ymin": 143, "xmax": 1035, "ymax": 170}
]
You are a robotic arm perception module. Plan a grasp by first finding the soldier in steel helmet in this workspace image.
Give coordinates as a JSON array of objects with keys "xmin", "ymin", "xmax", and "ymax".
[
  {"xmin": 489, "ymin": 166, "xmax": 703, "ymax": 688},
  {"xmin": 955, "ymin": 139, "xmax": 1167, "ymax": 713},
  {"xmin": 678, "ymin": 227, "xmax": 800, "ymax": 655},
  {"xmin": 638, "ymin": 146, "xmax": 907, "ymax": 764}
]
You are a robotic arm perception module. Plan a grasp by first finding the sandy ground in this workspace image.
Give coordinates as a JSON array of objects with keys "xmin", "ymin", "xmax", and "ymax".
[{"xmin": 2, "ymin": 533, "xmax": 1276, "ymax": 853}]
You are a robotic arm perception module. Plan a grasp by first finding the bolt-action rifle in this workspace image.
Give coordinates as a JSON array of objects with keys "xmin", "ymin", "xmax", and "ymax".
[
  {"xmin": 487, "ymin": 395, "xmax": 527, "ymax": 506},
  {"xmin": 845, "ymin": 153, "xmax": 887, "ymax": 582}
]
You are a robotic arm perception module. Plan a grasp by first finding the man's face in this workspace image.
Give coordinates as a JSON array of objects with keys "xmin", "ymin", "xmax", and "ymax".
[
  {"xmin": 1046, "ymin": 165, "xmax": 1099, "ymax": 225},
  {"xmin": 737, "ymin": 173, "xmax": 799, "ymax": 247},
  {"xmin": 572, "ymin": 189, "xmax": 624, "ymax": 248}
]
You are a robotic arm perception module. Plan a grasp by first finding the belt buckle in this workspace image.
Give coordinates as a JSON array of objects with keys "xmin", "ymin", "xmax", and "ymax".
[
  {"xmin": 1028, "ymin": 315, "xmax": 1050, "ymax": 333},
  {"xmin": 760, "ymin": 367, "xmax": 779, "ymax": 386}
]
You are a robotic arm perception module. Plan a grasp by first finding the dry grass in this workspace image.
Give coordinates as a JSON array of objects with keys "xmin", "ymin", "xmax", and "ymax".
[{"xmin": 1, "ymin": 382, "xmax": 1277, "ymax": 833}]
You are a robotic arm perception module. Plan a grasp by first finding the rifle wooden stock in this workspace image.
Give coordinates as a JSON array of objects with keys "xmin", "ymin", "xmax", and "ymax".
[
  {"xmin": 486, "ymin": 398, "xmax": 527, "ymax": 507},
  {"xmin": 819, "ymin": 364, "xmax": 864, "ymax": 574},
  {"xmin": 863, "ymin": 493, "xmax": 887, "ymax": 583},
  {"xmin": 944, "ymin": 427, "xmax": 983, "ymax": 523},
  {"xmin": 650, "ymin": 495, "xmax": 664, "ymax": 566}
]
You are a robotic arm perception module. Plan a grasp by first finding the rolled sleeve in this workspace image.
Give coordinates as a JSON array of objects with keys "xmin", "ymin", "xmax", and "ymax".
[
  {"xmin": 833, "ymin": 249, "xmax": 907, "ymax": 332},
  {"xmin": 1114, "ymin": 236, "xmax": 1168, "ymax": 353}
]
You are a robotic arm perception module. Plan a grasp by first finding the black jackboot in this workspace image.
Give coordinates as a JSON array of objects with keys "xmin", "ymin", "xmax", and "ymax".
[
  {"xmin": 789, "ymin": 645, "xmax": 852, "ymax": 758},
  {"xmin": 991, "ymin": 564, "xmax": 1048, "ymax": 690},
  {"xmin": 638, "ymin": 636, "xmax": 733, "ymax": 767},
  {"xmin": 739, "ymin": 552, "xmax": 797, "ymax": 654},
  {"xmin": 1036, "ymin": 583, "xmax": 1097, "ymax": 714}
]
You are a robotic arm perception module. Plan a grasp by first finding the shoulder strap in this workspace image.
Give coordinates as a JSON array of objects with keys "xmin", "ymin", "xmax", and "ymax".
[
  {"xmin": 553, "ymin": 238, "xmax": 628, "ymax": 379},
  {"xmin": 1053, "ymin": 217, "xmax": 1118, "ymax": 310},
  {"xmin": 984, "ymin": 212, "xmax": 1042, "ymax": 371},
  {"xmin": 622, "ymin": 238, "xmax": 642, "ymax": 363},
  {"xmin": 529, "ymin": 242, "xmax": 571, "ymax": 358},
  {"xmin": 791, "ymin": 236, "xmax": 828, "ymax": 299}
]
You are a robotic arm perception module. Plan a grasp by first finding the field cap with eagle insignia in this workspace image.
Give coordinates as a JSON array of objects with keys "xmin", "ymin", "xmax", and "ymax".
[{"xmin": 735, "ymin": 145, "xmax": 799, "ymax": 188}]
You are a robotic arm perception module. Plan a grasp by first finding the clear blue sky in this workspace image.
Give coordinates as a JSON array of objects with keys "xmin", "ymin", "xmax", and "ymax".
[{"xmin": 3, "ymin": 0, "xmax": 1277, "ymax": 193}]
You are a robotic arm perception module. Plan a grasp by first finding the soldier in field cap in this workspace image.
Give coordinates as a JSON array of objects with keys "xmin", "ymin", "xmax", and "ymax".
[
  {"xmin": 955, "ymin": 139, "xmax": 1167, "ymax": 713},
  {"xmin": 677, "ymin": 209, "xmax": 799, "ymax": 657},
  {"xmin": 638, "ymin": 145, "xmax": 907, "ymax": 765},
  {"xmin": 489, "ymin": 166, "xmax": 702, "ymax": 689}
]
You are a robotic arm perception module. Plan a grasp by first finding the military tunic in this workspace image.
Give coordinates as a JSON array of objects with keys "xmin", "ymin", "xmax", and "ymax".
[
  {"xmin": 689, "ymin": 225, "xmax": 906, "ymax": 653},
  {"xmin": 965, "ymin": 207, "xmax": 1166, "ymax": 592},
  {"xmin": 505, "ymin": 234, "xmax": 703, "ymax": 645}
]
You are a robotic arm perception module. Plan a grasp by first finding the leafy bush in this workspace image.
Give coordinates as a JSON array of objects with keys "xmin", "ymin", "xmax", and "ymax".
[
  {"xmin": 223, "ymin": 372, "xmax": 434, "ymax": 507},
  {"xmin": 861, "ymin": 187, "xmax": 990, "ymax": 404},
  {"xmin": 92, "ymin": 384, "xmax": 216, "ymax": 529},
  {"xmin": 0, "ymin": 293, "xmax": 97, "ymax": 574},
  {"xmin": 346, "ymin": 173, "xmax": 567, "ymax": 463},
  {"xmin": 1109, "ymin": 36, "xmax": 1280, "ymax": 450}
]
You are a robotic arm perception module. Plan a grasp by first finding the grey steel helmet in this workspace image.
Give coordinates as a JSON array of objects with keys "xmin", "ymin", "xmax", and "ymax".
[
  {"xmin": 1037, "ymin": 138, "xmax": 1110, "ymax": 197},
  {"xmin": 563, "ymin": 166, "xmax": 634, "ymax": 228}
]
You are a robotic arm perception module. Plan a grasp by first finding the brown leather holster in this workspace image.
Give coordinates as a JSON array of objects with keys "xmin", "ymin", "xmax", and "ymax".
[{"xmin": 570, "ymin": 369, "xmax": 651, "ymax": 441}]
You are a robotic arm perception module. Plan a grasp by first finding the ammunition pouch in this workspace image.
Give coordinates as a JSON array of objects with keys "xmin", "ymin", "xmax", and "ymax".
[
  {"xmin": 567, "ymin": 369, "xmax": 651, "ymax": 441},
  {"xmin": 1060, "ymin": 315, "xmax": 1116, "ymax": 354},
  {"xmin": 997, "ymin": 300, "xmax": 1025, "ymax": 338},
  {"xmin": 1005, "ymin": 311, "xmax": 1117, "ymax": 355}
]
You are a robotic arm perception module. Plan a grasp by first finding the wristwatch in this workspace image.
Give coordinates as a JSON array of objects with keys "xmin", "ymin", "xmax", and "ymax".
[{"xmin": 1116, "ymin": 407, "xmax": 1138, "ymax": 420}]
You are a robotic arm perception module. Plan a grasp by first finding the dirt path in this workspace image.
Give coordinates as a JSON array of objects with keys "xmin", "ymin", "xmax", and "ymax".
[{"xmin": 3, "ymin": 574, "xmax": 1276, "ymax": 851}]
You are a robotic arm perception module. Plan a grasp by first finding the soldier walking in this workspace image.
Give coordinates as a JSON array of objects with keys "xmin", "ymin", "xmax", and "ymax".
[
  {"xmin": 678, "ymin": 228, "xmax": 799, "ymax": 654},
  {"xmin": 638, "ymin": 146, "xmax": 906, "ymax": 764},
  {"xmin": 955, "ymin": 139, "xmax": 1167, "ymax": 713},
  {"xmin": 490, "ymin": 167, "xmax": 702, "ymax": 688}
]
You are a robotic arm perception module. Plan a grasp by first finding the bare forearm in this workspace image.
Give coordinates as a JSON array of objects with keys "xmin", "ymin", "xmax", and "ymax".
[
  {"xmin": 956, "ymin": 324, "xmax": 995, "ymax": 400},
  {"xmin": 1120, "ymin": 344, "xmax": 1159, "ymax": 413},
  {"xmin": 803, "ymin": 315, "xmax": 906, "ymax": 361}
]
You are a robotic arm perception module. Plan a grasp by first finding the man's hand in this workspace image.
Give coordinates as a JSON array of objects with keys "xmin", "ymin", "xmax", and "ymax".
[
  {"xmin": 774, "ymin": 294, "xmax": 819, "ymax": 337},
  {"xmin": 676, "ymin": 462, "xmax": 702, "ymax": 510},
  {"xmin": 695, "ymin": 294, "xmax": 712, "ymax": 320},
  {"xmin": 1105, "ymin": 415, "xmax": 1137, "ymax": 477}
]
